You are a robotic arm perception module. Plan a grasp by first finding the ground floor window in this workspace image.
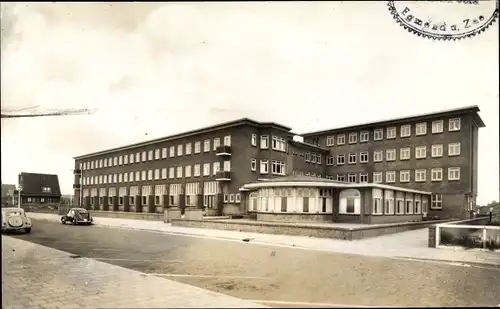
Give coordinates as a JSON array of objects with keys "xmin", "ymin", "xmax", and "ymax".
[
  {"xmin": 142, "ymin": 196, "xmax": 147, "ymax": 205},
  {"xmin": 119, "ymin": 197, "xmax": 124, "ymax": 205},
  {"xmin": 396, "ymin": 199, "xmax": 404, "ymax": 214},
  {"xmin": 155, "ymin": 195, "xmax": 161, "ymax": 205},
  {"xmin": 203, "ymin": 195, "xmax": 215, "ymax": 208},
  {"xmin": 302, "ymin": 197, "xmax": 309, "ymax": 212},
  {"xmin": 431, "ymin": 194, "xmax": 442, "ymax": 209},
  {"xmin": 108, "ymin": 197, "xmax": 113, "ymax": 205},
  {"xmin": 339, "ymin": 189, "xmax": 361, "ymax": 215},
  {"xmin": 129, "ymin": 196, "xmax": 135, "ymax": 205}
]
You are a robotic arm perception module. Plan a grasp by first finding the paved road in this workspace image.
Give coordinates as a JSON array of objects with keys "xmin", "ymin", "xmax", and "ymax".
[{"xmin": 11, "ymin": 219, "xmax": 500, "ymax": 307}]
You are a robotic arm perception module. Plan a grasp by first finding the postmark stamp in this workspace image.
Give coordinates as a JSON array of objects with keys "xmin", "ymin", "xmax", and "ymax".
[{"xmin": 388, "ymin": 1, "xmax": 499, "ymax": 40}]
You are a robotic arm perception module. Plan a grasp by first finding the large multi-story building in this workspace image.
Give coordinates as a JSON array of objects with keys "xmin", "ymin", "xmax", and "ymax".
[
  {"xmin": 73, "ymin": 105, "xmax": 484, "ymax": 221},
  {"xmin": 300, "ymin": 105, "xmax": 484, "ymax": 219}
]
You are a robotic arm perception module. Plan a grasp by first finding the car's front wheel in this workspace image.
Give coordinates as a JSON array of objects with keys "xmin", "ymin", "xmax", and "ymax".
[
  {"xmin": 61, "ymin": 217, "xmax": 66, "ymax": 224},
  {"xmin": 72, "ymin": 219, "xmax": 77, "ymax": 225},
  {"xmin": 25, "ymin": 228, "xmax": 31, "ymax": 234}
]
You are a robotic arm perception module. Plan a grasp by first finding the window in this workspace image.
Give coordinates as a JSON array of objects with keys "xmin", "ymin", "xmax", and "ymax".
[
  {"xmin": 311, "ymin": 153, "xmax": 317, "ymax": 163},
  {"xmin": 337, "ymin": 175, "xmax": 345, "ymax": 182},
  {"xmin": 415, "ymin": 169, "xmax": 426, "ymax": 182},
  {"xmin": 431, "ymin": 194, "xmax": 442, "ymax": 209},
  {"xmin": 235, "ymin": 194, "xmax": 241, "ymax": 203},
  {"xmin": 400, "ymin": 125, "xmax": 411, "ymax": 137},
  {"xmin": 177, "ymin": 144, "xmax": 183, "ymax": 156},
  {"xmin": 113, "ymin": 156, "xmax": 118, "ymax": 166},
  {"xmin": 360, "ymin": 131, "xmax": 369, "ymax": 142},
  {"xmin": 347, "ymin": 174, "xmax": 357, "ymax": 183},
  {"xmin": 348, "ymin": 133, "xmax": 357, "ymax": 144},
  {"xmin": 139, "ymin": 152, "xmax": 145, "ymax": 162},
  {"xmin": 185, "ymin": 165, "xmax": 192, "ymax": 178},
  {"xmin": 432, "ymin": 120, "xmax": 443, "ymax": 133},
  {"xmin": 326, "ymin": 156, "xmax": 335, "ymax": 166},
  {"xmin": 373, "ymin": 172, "xmax": 383, "ymax": 183},
  {"xmin": 374, "ymin": 129, "xmax": 383, "ymax": 141},
  {"xmin": 129, "ymin": 172, "xmax": 134, "ymax": 182},
  {"xmin": 260, "ymin": 160, "xmax": 269, "ymax": 174},
  {"xmin": 431, "ymin": 168, "xmax": 443, "ymax": 181},
  {"xmin": 213, "ymin": 162, "xmax": 221, "ymax": 174},
  {"xmin": 386, "ymin": 149, "xmax": 396, "ymax": 161},
  {"xmin": 194, "ymin": 141, "xmax": 201, "ymax": 154},
  {"xmin": 400, "ymin": 170, "xmax": 410, "ymax": 183},
  {"xmin": 373, "ymin": 150, "xmax": 383, "ymax": 162},
  {"xmin": 337, "ymin": 154, "xmax": 345, "ymax": 165},
  {"xmin": 405, "ymin": 193, "xmax": 414, "ymax": 214},
  {"xmin": 224, "ymin": 135, "xmax": 231, "ymax": 146},
  {"xmin": 384, "ymin": 190, "xmax": 395, "ymax": 215},
  {"xmin": 169, "ymin": 146, "xmax": 175, "ymax": 157},
  {"xmin": 448, "ymin": 117, "xmax": 461, "ymax": 131},
  {"xmin": 251, "ymin": 134, "xmax": 257, "ymax": 146},
  {"xmin": 124, "ymin": 173, "xmax": 128, "ymax": 182},
  {"xmin": 194, "ymin": 164, "xmax": 201, "ymax": 177},
  {"xmin": 431, "ymin": 144, "xmax": 443, "ymax": 157},
  {"xmin": 168, "ymin": 167, "xmax": 175, "ymax": 179},
  {"xmin": 162, "ymin": 148, "xmax": 167, "ymax": 158},
  {"xmin": 203, "ymin": 139, "xmax": 210, "ymax": 152},
  {"xmin": 134, "ymin": 153, "xmax": 139, "ymax": 163},
  {"xmin": 147, "ymin": 150, "xmax": 153, "ymax": 161},
  {"xmin": 448, "ymin": 167, "xmax": 460, "ymax": 181},
  {"xmin": 272, "ymin": 136, "xmax": 286, "ymax": 151},
  {"xmin": 203, "ymin": 163, "xmax": 210, "ymax": 176},
  {"xmin": 395, "ymin": 192, "xmax": 404, "ymax": 214},
  {"xmin": 161, "ymin": 168, "xmax": 167, "ymax": 179},
  {"xmin": 272, "ymin": 161, "xmax": 286, "ymax": 175},
  {"xmin": 448, "ymin": 143, "xmax": 461, "ymax": 156},
  {"xmin": 154, "ymin": 169, "xmax": 160, "ymax": 180},
  {"xmin": 154, "ymin": 149, "xmax": 160, "ymax": 160},
  {"xmin": 416, "ymin": 122, "xmax": 427, "ymax": 135},
  {"xmin": 415, "ymin": 146, "xmax": 426, "ymax": 159},
  {"xmin": 176, "ymin": 166, "xmax": 182, "ymax": 178},
  {"xmin": 360, "ymin": 173, "xmax": 368, "ymax": 183},
  {"xmin": 118, "ymin": 174, "xmax": 122, "ymax": 183},
  {"xmin": 386, "ymin": 171, "xmax": 396, "ymax": 183},
  {"xmin": 400, "ymin": 147, "xmax": 410, "ymax": 160},
  {"xmin": 348, "ymin": 153, "xmax": 357, "ymax": 164},
  {"xmin": 337, "ymin": 134, "xmax": 345, "ymax": 145},
  {"xmin": 135, "ymin": 171, "xmax": 140, "ymax": 182},
  {"xmin": 251, "ymin": 159, "xmax": 257, "ymax": 171},
  {"xmin": 372, "ymin": 189, "xmax": 383, "ymax": 215},
  {"xmin": 386, "ymin": 127, "xmax": 396, "ymax": 139},
  {"xmin": 213, "ymin": 138, "xmax": 220, "ymax": 150},
  {"xmin": 99, "ymin": 159, "xmax": 103, "ymax": 168},
  {"xmin": 326, "ymin": 136, "xmax": 335, "ymax": 146},
  {"xmin": 260, "ymin": 135, "xmax": 269, "ymax": 149},
  {"xmin": 305, "ymin": 152, "xmax": 311, "ymax": 162},
  {"xmin": 339, "ymin": 189, "xmax": 361, "ymax": 214}
]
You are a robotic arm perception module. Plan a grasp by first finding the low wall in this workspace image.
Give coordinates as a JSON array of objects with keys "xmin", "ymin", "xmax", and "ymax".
[
  {"xmin": 164, "ymin": 207, "xmax": 203, "ymax": 223},
  {"xmin": 90, "ymin": 210, "xmax": 164, "ymax": 221},
  {"xmin": 172, "ymin": 218, "xmax": 456, "ymax": 240},
  {"xmin": 428, "ymin": 216, "xmax": 494, "ymax": 248},
  {"xmin": 257, "ymin": 213, "xmax": 332, "ymax": 223},
  {"xmin": 20, "ymin": 205, "xmax": 60, "ymax": 214}
]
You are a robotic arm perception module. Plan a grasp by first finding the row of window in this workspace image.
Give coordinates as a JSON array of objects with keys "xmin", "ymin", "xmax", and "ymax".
[
  {"xmin": 81, "ymin": 136, "xmax": 232, "ymax": 171},
  {"xmin": 250, "ymin": 159, "xmax": 286, "ymax": 175},
  {"xmin": 322, "ymin": 118, "xmax": 461, "ymax": 146},
  {"xmin": 322, "ymin": 143, "xmax": 461, "ymax": 165},
  {"xmin": 252, "ymin": 134, "xmax": 287, "ymax": 152},
  {"xmin": 321, "ymin": 167, "xmax": 461, "ymax": 183},
  {"xmin": 81, "ymin": 161, "xmax": 231, "ymax": 186}
]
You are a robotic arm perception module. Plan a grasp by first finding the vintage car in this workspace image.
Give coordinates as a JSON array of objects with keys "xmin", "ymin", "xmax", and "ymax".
[
  {"xmin": 61, "ymin": 208, "xmax": 93, "ymax": 225},
  {"xmin": 1, "ymin": 207, "xmax": 32, "ymax": 234}
]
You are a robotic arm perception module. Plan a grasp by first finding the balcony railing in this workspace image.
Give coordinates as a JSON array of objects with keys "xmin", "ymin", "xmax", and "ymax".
[
  {"xmin": 215, "ymin": 171, "xmax": 231, "ymax": 181},
  {"xmin": 73, "ymin": 169, "xmax": 82, "ymax": 174},
  {"xmin": 215, "ymin": 145, "xmax": 232, "ymax": 156}
]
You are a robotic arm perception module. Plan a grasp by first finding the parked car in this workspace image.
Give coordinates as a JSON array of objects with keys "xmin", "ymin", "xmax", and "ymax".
[
  {"xmin": 61, "ymin": 208, "xmax": 93, "ymax": 225},
  {"xmin": 1, "ymin": 207, "xmax": 32, "ymax": 234}
]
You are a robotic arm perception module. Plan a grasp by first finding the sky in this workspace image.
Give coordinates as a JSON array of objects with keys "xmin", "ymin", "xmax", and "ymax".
[{"xmin": 1, "ymin": 2, "xmax": 498, "ymax": 204}]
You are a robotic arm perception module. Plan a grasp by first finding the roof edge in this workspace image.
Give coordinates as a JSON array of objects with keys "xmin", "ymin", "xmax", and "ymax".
[
  {"xmin": 74, "ymin": 118, "xmax": 292, "ymax": 160},
  {"xmin": 300, "ymin": 105, "xmax": 483, "ymax": 137}
]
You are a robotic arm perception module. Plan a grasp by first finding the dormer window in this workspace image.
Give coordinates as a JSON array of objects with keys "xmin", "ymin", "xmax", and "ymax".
[{"xmin": 42, "ymin": 187, "xmax": 52, "ymax": 193}]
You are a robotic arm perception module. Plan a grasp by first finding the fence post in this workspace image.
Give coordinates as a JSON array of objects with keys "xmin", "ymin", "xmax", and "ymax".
[
  {"xmin": 435, "ymin": 225, "xmax": 440, "ymax": 247},
  {"xmin": 482, "ymin": 228, "xmax": 487, "ymax": 249}
]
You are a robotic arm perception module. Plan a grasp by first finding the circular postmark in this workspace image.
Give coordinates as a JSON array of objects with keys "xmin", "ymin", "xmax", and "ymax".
[{"xmin": 388, "ymin": 1, "xmax": 499, "ymax": 40}]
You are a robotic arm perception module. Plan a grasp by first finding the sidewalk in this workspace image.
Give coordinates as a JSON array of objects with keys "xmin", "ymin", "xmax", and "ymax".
[
  {"xmin": 28, "ymin": 212, "xmax": 500, "ymax": 267},
  {"xmin": 2, "ymin": 236, "xmax": 267, "ymax": 309}
]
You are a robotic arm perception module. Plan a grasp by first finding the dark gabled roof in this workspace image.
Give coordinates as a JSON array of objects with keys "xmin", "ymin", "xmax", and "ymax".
[
  {"xmin": 19, "ymin": 172, "xmax": 61, "ymax": 197},
  {"xmin": 74, "ymin": 118, "xmax": 293, "ymax": 160},
  {"xmin": 301, "ymin": 105, "xmax": 485, "ymax": 137},
  {"xmin": 1, "ymin": 184, "xmax": 16, "ymax": 197},
  {"xmin": 288, "ymin": 140, "xmax": 329, "ymax": 153}
]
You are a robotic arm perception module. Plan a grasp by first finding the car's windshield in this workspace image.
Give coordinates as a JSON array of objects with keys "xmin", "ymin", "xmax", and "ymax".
[{"xmin": 3, "ymin": 211, "xmax": 23, "ymax": 216}]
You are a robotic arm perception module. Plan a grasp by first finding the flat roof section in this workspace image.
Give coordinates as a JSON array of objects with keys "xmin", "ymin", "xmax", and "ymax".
[
  {"xmin": 74, "ymin": 118, "xmax": 292, "ymax": 160},
  {"xmin": 301, "ymin": 105, "xmax": 485, "ymax": 137},
  {"xmin": 242, "ymin": 175, "xmax": 432, "ymax": 195}
]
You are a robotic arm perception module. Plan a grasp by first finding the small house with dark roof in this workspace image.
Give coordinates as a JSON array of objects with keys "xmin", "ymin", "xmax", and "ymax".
[
  {"xmin": 16, "ymin": 172, "xmax": 62, "ymax": 204},
  {"xmin": 241, "ymin": 175, "xmax": 432, "ymax": 224}
]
